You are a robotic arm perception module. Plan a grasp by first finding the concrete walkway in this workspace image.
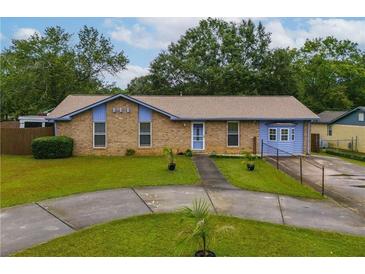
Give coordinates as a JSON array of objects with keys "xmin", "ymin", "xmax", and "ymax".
[
  {"xmin": 1, "ymin": 156, "xmax": 364, "ymax": 256},
  {"xmin": 193, "ymin": 155, "xmax": 237, "ymax": 189}
]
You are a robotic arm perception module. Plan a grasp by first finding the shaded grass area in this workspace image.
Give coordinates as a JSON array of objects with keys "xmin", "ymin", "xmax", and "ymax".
[
  {"xmin": 214, "ymin": 158, "xmax": 322, "ymax": 199},
  {"xmin": 15, "ymin": 213, "xmax": 365, "ymax": 257},
  {"xmin": 0, "ymin": 155, "xmax": 199, "ymax": 208},
  {"xmin": 314, "ymin": 151, "xmax": 365, "ymax": 167}
]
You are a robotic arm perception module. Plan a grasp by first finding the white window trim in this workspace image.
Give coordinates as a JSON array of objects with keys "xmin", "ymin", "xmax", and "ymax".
[
  {"xmin": 327, "ymin": 125, "xmax": 333, "ymax": 136},
  {"xmin": 359, "ymin": 112, "xmax": 364, "ymax": 122},
  {"xmin": 280, "ymin": 128, "xmax": 290, "ymax": 142},
  {"xmin": 227, "ymin": 121, "xmax": 240, "ymax": 147},
  {"xmin": 93, "ymin": 121, "xmax": 107, "ymax": 149},
  {"xmin": 138, "ymin": 121, "xmax": 152, "ymax": 148},
  {"xmin": 291, "ymin": 128, "xmax": 295, "ymax": 141},
  {"xmin": 191, "ymin": 122, "xmax": 205, "ymax": 151},
  {"xmin": 268, "ymin": 128, "xmax": 277, "ymax": 142}
]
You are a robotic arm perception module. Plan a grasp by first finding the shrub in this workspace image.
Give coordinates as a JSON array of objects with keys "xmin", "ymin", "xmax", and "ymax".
[
  {"xmin": 324, "ymin": 148, "xmax": 365, "ymax": 162},
  {"xmin": 184, "ymin": 149, "xmax": 193, "ymax": 157},
  {"xmin": 32, "ymin": 136, "xmax": 73, "ymax": 159},
  {"xmin": 125, "ymin": 149, "xmax": 136, "ymax": 156}
]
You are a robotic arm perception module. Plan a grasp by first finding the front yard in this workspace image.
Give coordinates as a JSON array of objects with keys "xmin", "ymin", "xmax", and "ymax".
[
  {"xmin": 214, "ymin": 158, "xmax": 323, "ymax": 199},
  {"xmin": 15, "ymin": 213, "xmax": 365, "ymax": 256},
  {"xmin": 0, "ymin": 155, "xmax": 199, "ymax": 208}
]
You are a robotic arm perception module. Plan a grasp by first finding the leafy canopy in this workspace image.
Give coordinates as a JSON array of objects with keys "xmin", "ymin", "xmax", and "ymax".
[
  {"xmin": 127, "ymin": 18, "xmax": 365, "ymax": 112},
  {"xmin": 0, "ymin": 26, "xmax": 128, "ymax": 119}
]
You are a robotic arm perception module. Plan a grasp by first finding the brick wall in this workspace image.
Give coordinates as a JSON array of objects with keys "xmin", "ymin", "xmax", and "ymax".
[
  {"xmin": 56, "ymin": 98, "xmax": 260, "ymax": 156},
  {"xmin": 205, "ymin": 121, "xmax": 259, "ymax": 154}
]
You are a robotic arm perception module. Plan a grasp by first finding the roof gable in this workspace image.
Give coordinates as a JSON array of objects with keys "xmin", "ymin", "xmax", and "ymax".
[
  {"xmin": 330, "ymin": 106, "xmax": 365, "ymax": 125},
  {"xmin": 48, "ymin": 94, "xmax": 177, "ymax": 121}
]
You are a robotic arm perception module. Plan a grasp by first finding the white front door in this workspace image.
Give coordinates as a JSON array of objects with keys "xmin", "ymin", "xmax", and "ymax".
[{"xmin": 192, "ymin": 122, "xmax": 205, "ymax": 150}]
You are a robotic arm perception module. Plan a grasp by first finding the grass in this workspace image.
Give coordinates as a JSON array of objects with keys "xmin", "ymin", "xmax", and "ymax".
[
  {"xmin": 314, "ymin": 151, "xmax": 365, "ymax": 167},
  {"xmin": 214, "ymin": 158, "xmax": 322, "ymax": 199},
  {"xmin": 0, "ymin": 155, "xmax": 199, "ymax": 208},
  {"xmin": 14, "ymin": 213, "xmax": 365, "ymax": 257}
]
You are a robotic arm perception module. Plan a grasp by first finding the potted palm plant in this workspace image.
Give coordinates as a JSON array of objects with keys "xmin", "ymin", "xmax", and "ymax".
[
  {"xmin": 163, "ymin": 147, "xmax": 176, "ymax": 171},
  {"xmin": 246, "ymin": 153, "xmax": 256, "ymax": 171},
  {"xmin": 179, "ymin": 199, "xmax": 233, "ymax": 257}
]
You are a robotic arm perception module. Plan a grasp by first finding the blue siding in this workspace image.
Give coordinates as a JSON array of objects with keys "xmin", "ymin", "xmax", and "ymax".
[
  {"xmin": 92, "ymin": 104, "xmax": 106, "ymax": 122},
  {"xmin": 259, "ymin": 121, "xmax": 304, "ymax": 156},
  {"xmin": 335, "ymin": 109, "xmax": 365, "ymax": 126},
  {"xmin": 139, "ymin": 106, "xmax": 152, "ymax": 122}
]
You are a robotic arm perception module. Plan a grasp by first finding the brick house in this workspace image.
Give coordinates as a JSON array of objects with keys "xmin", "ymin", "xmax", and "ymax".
[{"xmin": 46, "ymin": 94, "xmax": 318, "ymax": 156}]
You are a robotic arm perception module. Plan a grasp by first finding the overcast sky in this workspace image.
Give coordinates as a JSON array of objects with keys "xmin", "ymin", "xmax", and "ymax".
[{"xmin": 1, "ymin": 17, "xmax": 365, "ymax": 89}]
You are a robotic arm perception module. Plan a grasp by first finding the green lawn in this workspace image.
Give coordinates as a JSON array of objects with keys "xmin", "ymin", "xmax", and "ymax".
[
  {"xmin": 214, "ymin": 158, "xmax": 322, "ymax": 199},
  {"xmin": 14, "ymin": 213, "xmax": 365, "ymax": 257},
  {"xmin": 314, "ymin": 151, "xmax": 365, "ymax": 167},
  {"xmin": 0, "ymin": 155, "xmax": 199, "ymax": 208}
]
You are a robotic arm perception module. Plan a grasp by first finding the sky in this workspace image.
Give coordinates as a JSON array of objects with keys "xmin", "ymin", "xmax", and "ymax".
[{"xmin": 1, "ymin": 17, "xmax": 365, "ymax": 89}]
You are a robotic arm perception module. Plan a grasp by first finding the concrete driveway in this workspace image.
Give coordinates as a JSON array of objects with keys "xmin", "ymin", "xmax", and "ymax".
[
  {"xmin": 275, "ymin": 155, "xmax": 365, "ymax": 217},
  {"xmin": 1, "ymin": 185, "xmax": 364, "ymax": 256}
]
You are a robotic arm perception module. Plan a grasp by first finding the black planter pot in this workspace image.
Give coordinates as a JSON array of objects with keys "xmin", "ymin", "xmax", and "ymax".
[
  {"xmin": 168, "ymin": 163, "xmax": 176, "ymax": 171},
  {"xmin": 194, "ymin": 250, "xmax": 216, "ymax": 257},
  {"xmin": 247, "ymin": 163, "xmax": 255, "ymax": 171}
]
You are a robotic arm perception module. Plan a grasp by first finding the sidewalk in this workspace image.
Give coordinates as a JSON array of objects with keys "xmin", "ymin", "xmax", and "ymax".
[{"xmin": 1, "ymin": 185, "xmax": 364, "ymax": 256}]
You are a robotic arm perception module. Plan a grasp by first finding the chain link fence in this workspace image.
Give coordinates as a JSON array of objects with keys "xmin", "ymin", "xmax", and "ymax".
[{"xmin": 261, "ymin": 141, "xmax": 325, "ymax": 196}]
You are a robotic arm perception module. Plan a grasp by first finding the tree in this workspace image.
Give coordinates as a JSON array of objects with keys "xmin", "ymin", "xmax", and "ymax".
[
  {"xmin": 129, "ymin": 18, "xmax": 272, "ymax": 95},
  {"xmin": 0, "ymin": 26, "xmax": 128, "ymax": 120},
  {"xmin": 295, "ymin": 37, "xmax": 365, "ymax": 112}
]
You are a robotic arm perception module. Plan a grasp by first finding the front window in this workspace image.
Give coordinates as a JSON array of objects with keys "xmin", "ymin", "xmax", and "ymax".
[
  {"xmin": 227, "ymin": 122, "xmax": 239, "ymax": 147},
  {"xmin": 280, "ymin": 128, "xmax": 289, "ymax": 141},
  {"xmin": 269, "ymin": 128, "xmax": 277, "ymax": 141},
  {"xmin": 291, "ymin": 128, "xmax": 295, "ymax": 141},
  {"xmin": 94, "ymin": 122, "xmax": 106, "ymax": 148},
  {"xmin": 359, "ymin": 112, "xmax": 364, "ymax": 121},
  {"xmin": 327, "ymin": 125, "xmax": 332, "ymax": 136},
  {"xmin": 139, "ymin": 122, "xmax": 151, "ymax": 147}
]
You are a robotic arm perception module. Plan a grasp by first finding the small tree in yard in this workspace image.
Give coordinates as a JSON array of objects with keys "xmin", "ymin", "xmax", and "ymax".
[
  {"xmin": 179, "ymin": 199, "xmax": 233, "ymax": 257},
  {"xmin": 163, "ymin": 147, "xmax": 176, "ymax": 171}
]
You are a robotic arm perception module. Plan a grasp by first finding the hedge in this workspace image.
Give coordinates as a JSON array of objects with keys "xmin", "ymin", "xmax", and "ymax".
[
  {"xmin": 32, "ymin": 136, "xmax": 73, "ymax": 159},
  {"xmin": 324, "ymin": 148, "xmax": 365, "ymax": 162}
]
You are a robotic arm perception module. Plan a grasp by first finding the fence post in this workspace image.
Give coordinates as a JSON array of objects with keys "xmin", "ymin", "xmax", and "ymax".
[
  {"xmin": 300, "ymin": 157, "xmax": 303, "ymax": 184},
  {"xmin": 253, "ymin": 136, "xmax": 257, "ymax": 155},
  {"xmin": 321, "ymin": 166, "xmax": 325, "ymax": 196},
  {"xmin": 276, "ymin": 149, "xmax": 279, "ymax": 170},
  {"xmin": 261, "ymin": 139, "xmax": 263, "ymax": 159}
]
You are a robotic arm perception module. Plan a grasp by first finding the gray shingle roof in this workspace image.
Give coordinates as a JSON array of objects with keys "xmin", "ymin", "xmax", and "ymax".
[
  {"xmin": 48, "ymin": 94, "xmax": 319, "ymax": 121},
  {"xmin": 315, "ymin": 110, "xmax": 348, "ymax": 124}
]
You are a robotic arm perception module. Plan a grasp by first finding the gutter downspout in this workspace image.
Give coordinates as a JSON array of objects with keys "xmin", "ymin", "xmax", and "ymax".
[{"xmin": 307, "ymin": 121, "xmax": 311, "ymax": 154}]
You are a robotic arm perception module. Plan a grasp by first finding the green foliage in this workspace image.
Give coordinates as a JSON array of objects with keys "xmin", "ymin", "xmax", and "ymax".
[
  {"xmin": 32, "ymin": 136, "xmax": 73, "ymax": 159},
  {"xmin": 14, "ymin": 213, "xmax": 365, "ymax": 257},
  {"xmin": 0, "ymin": 26, "xmax": 128, "ymax": 119},
  {"xmin": 214, "ymin": 158, "xmax": 322, "ymax": 199},
  {"xmin": 324, "ymin": 148, "xmax": 365, "ymax": 161},
  {"xmin": 179, "ymin": 200, "xmax": 233, "ymax": 255},
  {"xmin": 184, "ymin": 149, "xmax": 193, "ymax": 157},
  {"xmin": 1, "ymin": 155, "xmax": 200, "ymax": 207},
  {"xmin": 163, "ymin": 147, "xmax": 175, "ymax": 164},
  {"xmin": 127, "ymin": 18, "xmax": 365, "ymax": 112},
  {"xmin": 125, "ymin": 149, "xmax": 136, "ymax": 156},
  {"xmin": 294, "ymin": 37, "xmax": 365, "ymax": 112}
]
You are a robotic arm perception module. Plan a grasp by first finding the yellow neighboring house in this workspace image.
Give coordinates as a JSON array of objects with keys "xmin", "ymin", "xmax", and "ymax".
[{"xmin": 312, "ymin": 107, "xmax": 365, "ymax": 153}]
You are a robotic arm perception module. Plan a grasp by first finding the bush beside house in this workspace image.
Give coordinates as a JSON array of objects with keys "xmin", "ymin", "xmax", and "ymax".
[{"xmin": 32, "ymin": 136, "xmax": 73, "ymax": 159}]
